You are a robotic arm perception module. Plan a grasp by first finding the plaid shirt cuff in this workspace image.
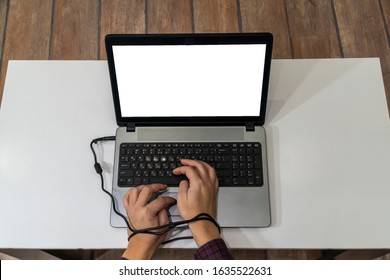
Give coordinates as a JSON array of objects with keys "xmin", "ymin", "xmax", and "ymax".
[{"xmin": 194, "ymin": 238, "xmax": 234, "ymax": 260}]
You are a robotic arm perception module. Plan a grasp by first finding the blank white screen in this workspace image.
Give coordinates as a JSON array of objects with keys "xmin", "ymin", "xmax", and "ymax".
[{"xmin": 113, "ymin": 44, "xmax": 266, "ymax": 117}]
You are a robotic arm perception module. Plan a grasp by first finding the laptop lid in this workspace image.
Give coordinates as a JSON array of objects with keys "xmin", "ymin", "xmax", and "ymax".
[{"xmin": 105, "ymin": 33, "xmax": 273, "ymax": 128}]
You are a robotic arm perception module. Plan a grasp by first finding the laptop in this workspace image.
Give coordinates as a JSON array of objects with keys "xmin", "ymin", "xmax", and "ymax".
[{"xmin": 105, "ymin": 33, "xmax": 273, "ymax": 228}]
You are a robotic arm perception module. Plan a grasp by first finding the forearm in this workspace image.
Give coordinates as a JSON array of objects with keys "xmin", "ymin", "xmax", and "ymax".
[
  {"xmin": 189, "ymin": 220, "xmax": 221, "ymax": 247},
  {"xmin": 122, "ymin": 237, "xmax": 158, "ymax": 260}
]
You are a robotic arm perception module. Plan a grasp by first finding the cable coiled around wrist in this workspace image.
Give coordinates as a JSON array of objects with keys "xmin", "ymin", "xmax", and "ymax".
[{"xmin": 127, "ymin": 213, "xmax": 221, "ymax": 241}]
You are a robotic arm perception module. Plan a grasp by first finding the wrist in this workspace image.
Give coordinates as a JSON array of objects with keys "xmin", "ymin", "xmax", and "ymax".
[
  {"xmin": 122, "ymin": 236, "xmax": 158, "ymax": 260},
  {"xmin": 189, "ymin": 220, "xmax": 221, "ymax": 247}
]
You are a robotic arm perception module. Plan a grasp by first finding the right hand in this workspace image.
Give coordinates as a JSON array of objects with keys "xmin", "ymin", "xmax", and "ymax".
[{"xmin": 173, "ymin": 159, "xmax": 220, "ymax": 246}]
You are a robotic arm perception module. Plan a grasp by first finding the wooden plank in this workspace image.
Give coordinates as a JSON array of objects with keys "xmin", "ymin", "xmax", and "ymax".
[
  {"xmin": 0, "ymin": 0, "xmax": 8, "ymax": 65},
  {"xmin": 152, "ymin": 249, "xmax": 197, "ymax": 260},
  {"xmin": 0, "ymin": 0, "xmax": 8, "ymax": 103},
  {"xmin": 0, "ymin": 0, "xmax": 53, "ymax": 106},
  {"xmin": 267, "ymin": 250, "xmax": 322, "ymax": 260},
  {"xmin": 50, "ymin": 0, "xmax": 100, "ymax": 60},
  {"xmin": 285, "ymin": 0, "xmax": 341, "ymax": 58},
  {"xmin": 380, "ymin": 0, "xmax": 390, "ymax": 42},
  {"xmin": 231, "ymin": 249, "xmax": 266, "ymax": 260},
  {"xmin": 193, "ymin": 0, "xmax": 239, "ymax": 33},
  {"xmin": 96, "ymin": 248, "xmax": 266, "ymax": 259},
  {"xmin": 240, "ymin": 0, "xmax": 292, "ymax": 58},
  {"xmin": 382, "ymin": 0, "xmax": 390, "ymax": 112},
  {"xmin": 335, "ymin": 250, "xmax": 390, "ymax": 260},
  {"xmin": 147, "ymin": 0, "xmax": 192, "ymax": 33},
  {"xmin": 334, "ymin": 0, "xmax": 390, "ymax": 113},
  {"xmin": 99, "ymin": 0, "xmax": 145, "ymax": 59},
  {"xmin": 375, "ymin": 253, "xmax": 390, "ymax": 260},
  {"xmin": 155, "ymin": 248, "xmax": 265, "ymax": 260}
]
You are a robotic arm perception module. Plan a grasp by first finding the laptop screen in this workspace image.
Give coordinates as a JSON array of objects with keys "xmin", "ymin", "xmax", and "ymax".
[
  {"xmin": 112, "ymin": 44, "xmax": 267, "ymax": 118},
  {"xmin": 106, "ymin": 33, "xmax": 273, "ymax": 126}
]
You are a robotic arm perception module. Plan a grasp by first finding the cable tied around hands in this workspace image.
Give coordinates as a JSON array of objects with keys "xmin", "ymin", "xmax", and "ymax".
[{"xmin": 127, "ymin": 213, "xmax": 221, "ymax": 241}]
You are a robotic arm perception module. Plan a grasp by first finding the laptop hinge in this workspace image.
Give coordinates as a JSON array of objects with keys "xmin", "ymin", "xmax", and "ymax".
[
  {"xmin": 246, "ymin": 123, "xmax": 255, "ymax": 132},
  {"xmin": 126, "ymin": 123, "xmax": 136, "ymax": 132}
]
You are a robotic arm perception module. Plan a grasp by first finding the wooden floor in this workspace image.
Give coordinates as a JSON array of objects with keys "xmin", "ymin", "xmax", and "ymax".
[{"xmin": 0, "ymin": 0, "xmax": 389, "ymax": 259}]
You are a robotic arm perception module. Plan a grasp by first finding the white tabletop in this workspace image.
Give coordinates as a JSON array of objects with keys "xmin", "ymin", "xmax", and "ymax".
[{"xmin": 1, "ymin": 59, "xmax": 389, "ymax": 249}]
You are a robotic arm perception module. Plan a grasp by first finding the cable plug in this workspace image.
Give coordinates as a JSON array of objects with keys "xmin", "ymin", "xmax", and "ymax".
[{"xmin": 94, "ymin": 162, "xmax": 103, "ymax": 174}]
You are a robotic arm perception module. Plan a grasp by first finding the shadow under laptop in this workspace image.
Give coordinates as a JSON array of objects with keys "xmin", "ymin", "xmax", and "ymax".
[
  {"xmin": 264, "ymin": 125, "xmax": 282, "ymax": 229},
  {"xmin": 267, "ymin": 59, "xmax": 361, "ymax": 124}
]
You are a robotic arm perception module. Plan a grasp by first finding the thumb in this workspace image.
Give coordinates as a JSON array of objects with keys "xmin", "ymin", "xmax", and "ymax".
[
  {"xmin": 123, "ymin": 190, "xmax": 131, "ymax": 211},
  {"xmin": 177, "ymin": 179, "xmax": 189, "ymax": 201},
  {"xmin": 148, "ymin": 196, "xmax": 176, "ymax": 215}
]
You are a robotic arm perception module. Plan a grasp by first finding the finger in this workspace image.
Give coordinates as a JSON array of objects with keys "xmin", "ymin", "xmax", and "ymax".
[
  {"xmin": 180, "ymin": 159, "xmax": 212, "ymax": 180},
  {"xmin": 181, "ymin": 159, "xmax": 218, "ymax": 189},
  {"xmin": 214, "ymin": 177, "xmax": 219, "ymax": 190},
  {"xmin": 158, "ymin": 207, "xmax": 170, "ymax": 226},
  {"xmin": 185, "ymin": 159, "xmax": 218, "ymax": 186},
  {"xmin": 177, "ymin": 179, "xmax": 189, "ymax": 200},
  {"xmin": 128, "ymin": 185, "xmax": 146, "ymax": 207},
  {"xmin": 136, "ymin": 184, "xmax": 168, "ymax": 206},
  {"xmin": 172, "ymin": 166, "xmax": 202, "ymax": 186},
  {"xmin": 136, "ymin": 184, "xmax": 167, "ymax": 206},
  {"xmin": 148, "ymin": 196, "xmax": 176, "ymax": 215},
  {"xmin": 122, "ymin": 189, "xmax": 131, "ymax": 211},
  {"xmin": 123, "ymin": 186, "xmax": 142, "ymax": 210}
]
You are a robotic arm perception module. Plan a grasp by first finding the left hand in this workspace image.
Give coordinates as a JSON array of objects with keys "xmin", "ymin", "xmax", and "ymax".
[{"xmin": 122, "ymin": 184, "xmax": 176, "ymax": 259}]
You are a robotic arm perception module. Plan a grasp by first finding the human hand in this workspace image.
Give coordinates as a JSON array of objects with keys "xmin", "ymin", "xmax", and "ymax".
[
  {"xmin": 173, "ymin": 159, "xmax": 220, "ymax": 247},
  {"xmin": 122, "ymin": 184, "xmax": 176, "ymax": 260}
]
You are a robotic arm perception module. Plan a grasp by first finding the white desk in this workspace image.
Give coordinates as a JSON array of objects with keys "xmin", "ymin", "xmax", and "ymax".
[{"xmin": 1, "ymin": 59, "xmax": 390, "ymax": 249}]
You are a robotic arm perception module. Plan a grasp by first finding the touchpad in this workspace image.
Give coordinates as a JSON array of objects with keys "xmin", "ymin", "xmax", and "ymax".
[{"xmin": 163, "ymin": 192, "xmax": 180, "ymax": 216}]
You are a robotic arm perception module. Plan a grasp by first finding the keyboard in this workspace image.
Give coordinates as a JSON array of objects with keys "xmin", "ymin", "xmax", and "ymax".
[{"xmin": 117, "ymin": 142, "xmax": 263, "ymax": 187}]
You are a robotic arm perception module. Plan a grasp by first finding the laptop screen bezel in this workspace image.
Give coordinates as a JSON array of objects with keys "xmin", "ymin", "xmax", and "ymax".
[{"xmin": 105, "ymin": 33, "xmax": 273, "ymax": 127}]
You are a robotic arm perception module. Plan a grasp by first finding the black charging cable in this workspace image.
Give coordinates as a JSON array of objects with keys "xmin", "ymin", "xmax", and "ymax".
[
  {"xmin": 90, "ymin": 136, "xmax": 132, "ymax": 229},
  {"xmin": 90, "ymin": 137, "xmax": 220, "ymax": 244}
]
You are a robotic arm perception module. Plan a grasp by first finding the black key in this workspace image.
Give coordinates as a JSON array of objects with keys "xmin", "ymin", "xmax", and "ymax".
[
  {"xmin": 219, "ymin": 177, "xmax": 232, "ymax": 186},
  {"xmin": 233, "ymin": 177, "xmax": 247, "ymax": 185},
  {"xmin": 221, "ymin": 155, "xmax": 230, "ymax": 161},
  {"xmin": 216, "ymin": 170, "xmax": 230, "ymax": 177},
  {"xmin": 119, "ymin": 163, "xmax": 130, "ymax": 170},
  {"xmin": 119, "ymin": 170, "xmax": 133, "ymax": 177},
  {"xmin": 255, "ymin": 178, "xmax": 263, "ymax": 186},
  {"xmin": 217, "ymin": 148, "xmax": 229, "ymax": 155},
  {"xmin": 255, "ymin": 170, "xmax": 263, "ymax": 186},
  {"xmin": 134, "ymin": 178, "xmax": 141, "ymax": 185},
  {"xmin": 126, "ymin": 177, "xmax": 134, "ymax": 185},
  {"xmin": 149, "ymin": 175, "xmax": 187, "ymax": 186}
]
